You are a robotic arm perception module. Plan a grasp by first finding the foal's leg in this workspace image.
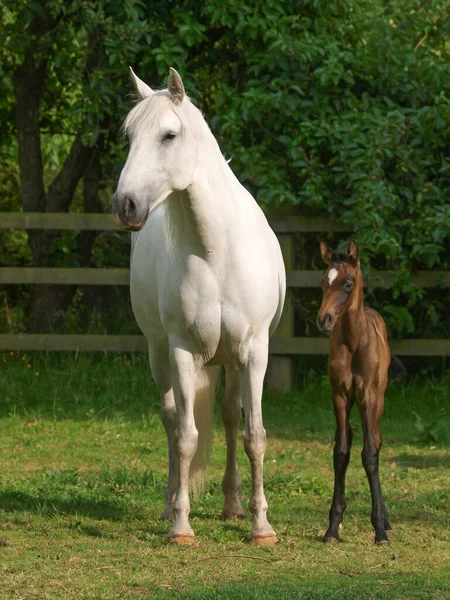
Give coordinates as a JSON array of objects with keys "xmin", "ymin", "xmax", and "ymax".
[
  {"xmin": 240, "ymin": 339, "xmax": 277, "ymax": 546},
  {"xmin": 220, "ymin": 365, "xmax": 245, "ymax": 520},
  {"xmin": 359, "ymin": 394, "xmax": 390, "ymax": 545},
  {"xmin": 324, "ymin": 393, "xmax": 353, "ymax": 543},
  {"xmin": 167, "ymin": 344, "xmax": 199, "ymax": 544},
  {"xmin": 149, "ymin": 348, "xmax": 177, "ymax": 521}
]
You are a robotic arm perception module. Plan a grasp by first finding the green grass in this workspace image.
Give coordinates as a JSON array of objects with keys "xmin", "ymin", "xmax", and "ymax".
[{"xmin": 1, "ymin": 352, "xmax": 450, "ymax": 599}]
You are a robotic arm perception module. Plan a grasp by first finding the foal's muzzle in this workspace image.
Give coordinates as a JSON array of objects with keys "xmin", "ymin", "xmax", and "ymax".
[{"xmin": 316, "ymin": 312, "xmax": 335, "ymax": 332}]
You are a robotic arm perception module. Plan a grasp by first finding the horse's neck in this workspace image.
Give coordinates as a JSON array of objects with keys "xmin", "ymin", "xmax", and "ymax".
[
  {"xmin": 336, "ymin": 286, "xmax": 368, "ymax": 353},
  {"xmin": 165, "ymin": 152, "xmax": 240, "ymax": 258}
]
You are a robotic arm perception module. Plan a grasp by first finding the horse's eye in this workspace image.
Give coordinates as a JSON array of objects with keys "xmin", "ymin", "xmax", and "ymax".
[
  {"xmin": 162, "ymin": 132, "xmax": 176, "ymax": 142},
  {"xmin": 344, "ymin": 281, "xmax": 353, "ymax": 292}
]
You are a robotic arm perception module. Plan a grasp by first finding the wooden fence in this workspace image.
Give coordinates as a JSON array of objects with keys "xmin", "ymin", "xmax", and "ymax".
[{"xmin": 1, "ymin": 212, "xmax": 449, "ymax": 391}]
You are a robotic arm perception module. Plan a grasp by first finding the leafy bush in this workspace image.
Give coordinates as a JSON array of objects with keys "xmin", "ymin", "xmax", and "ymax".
[{"xmin": 1, "ymin": 0, "xmax": 449, "ymax": 338}]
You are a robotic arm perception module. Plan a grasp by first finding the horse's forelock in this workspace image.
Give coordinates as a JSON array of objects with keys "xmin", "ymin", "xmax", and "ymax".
[
  {"xmin": 122, "ymin": 91, "xmax": 208, "ymax": 141},
  {"xmin": 122, "ymin": 91, "xmax": 172, "ymax": 137}
]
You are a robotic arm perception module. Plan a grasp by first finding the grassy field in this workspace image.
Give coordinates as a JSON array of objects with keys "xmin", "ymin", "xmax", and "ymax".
[{"xmin": 0, "ymin": 352, "xmax": 449, "ymax": 599}]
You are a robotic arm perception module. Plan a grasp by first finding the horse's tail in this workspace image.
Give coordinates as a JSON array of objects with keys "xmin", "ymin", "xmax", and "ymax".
[{"xmin": 189, "ymin": 365, "xmax": 219, "ymax": 499}]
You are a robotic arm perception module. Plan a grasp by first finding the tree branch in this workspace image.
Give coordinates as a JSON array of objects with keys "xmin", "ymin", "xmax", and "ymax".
[{"xmin": 47, "ymin": 133, "xmax": 94, "ymax": 212}]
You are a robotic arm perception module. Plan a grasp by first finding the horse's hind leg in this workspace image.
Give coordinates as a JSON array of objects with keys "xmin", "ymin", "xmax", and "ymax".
[
  {"xmin": 240, "ymin": 339, "xmax": 277, "ymax": 546},
  {"xmin": 149, "ymin": 348, "xmax": 178, "ymax": 521},
  {"xmin": 324, "ymin": 393, "xmax": 353, "ymax": 543},
  {"xmin": 359, "ymin": 393, "xmax": 390, "ymax": 545},
  {"xmin": 220, "ymin": 365, "xmax": 245, "ymax": 520}
]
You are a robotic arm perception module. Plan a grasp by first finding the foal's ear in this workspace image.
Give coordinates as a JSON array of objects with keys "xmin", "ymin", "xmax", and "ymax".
[
  {"xmin": 167, "ymin": 67, "xmax": 185, "ymax": 104},
  {"xmin": 129, "ymin": 67, "xmax": 154, "ymax": 99},
  {"xmin": 320, "ymin": 240, "xmax": 333, "ymax": 265},
  {"xmin": 347, "ymin": 239, "xmax": 360, "ymax": 266}
]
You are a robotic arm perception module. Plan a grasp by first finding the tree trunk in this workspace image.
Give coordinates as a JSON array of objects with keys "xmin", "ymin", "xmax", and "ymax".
[
  {"xmin": 13, "ymin": 46, "xmax": 95, "ymax": 332},
  {"xmin": 13, "ymin": 50, "xmax": 47, "ymax": 263},
  {"xmin": 79, "ymin": 144, "xmax": 104, "ymax": 264}
]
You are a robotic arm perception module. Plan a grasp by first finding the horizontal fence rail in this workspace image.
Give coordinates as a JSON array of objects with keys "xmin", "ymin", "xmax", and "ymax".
[
  {"xmin": 1, "ymin": 212, "xmax": 448, "ymax": 379},
  {"xmin": 1, "ymin": 268, "xmax": 449, "ymax": 288},
  {"xmin": 0, "ymin": 334, "xmax": 449, "ymax": 356},
  {"xmin": 0, "ymin": 268, "xmax": 130, "ymax": 286}
]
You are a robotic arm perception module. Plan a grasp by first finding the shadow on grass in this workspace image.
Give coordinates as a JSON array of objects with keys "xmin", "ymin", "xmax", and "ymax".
[
  {"xmin": 388, "ymin": 453, "xmax": 450, "ymax": 469},
  {"xmin": 152, "ymin": 575, "xmax": 450, "ymax": 600},
  {"xmin": 0, "ymin": 489, "xmax": 139, "ymax": 521}
]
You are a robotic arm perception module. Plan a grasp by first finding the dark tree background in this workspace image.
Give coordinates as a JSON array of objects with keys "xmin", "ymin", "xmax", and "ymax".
[{"xmin": 1, "ymin": 0, "xmax": 449, "ymax": 338}]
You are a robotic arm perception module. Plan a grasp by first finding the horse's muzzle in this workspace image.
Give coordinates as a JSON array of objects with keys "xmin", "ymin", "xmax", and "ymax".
[
  {"xmin": 112, "ymin": 192, "xmax": 148, "ymax": 230},
  {"xmin": 113, "ymin": 212, "xmax": 145, "ymax": 231}
]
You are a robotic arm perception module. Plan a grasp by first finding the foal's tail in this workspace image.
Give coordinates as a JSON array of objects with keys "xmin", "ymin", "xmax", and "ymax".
[
  {"xmin": 388, "ymin": 353, "xmax": 407, "ymax": 382},
  {"xmin": 190, "ymin": 366, "xmax": 219, "ymax": 499}
]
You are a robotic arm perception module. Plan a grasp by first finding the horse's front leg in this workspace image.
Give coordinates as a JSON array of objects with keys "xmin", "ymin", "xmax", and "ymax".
[
  {"xmin": 149, "ymin": 348, "xmax": 178, "ymax": 521},
  {"xmin": 167, "ymin": 344, "xmax": 199, "ymax": 544},
  {"xmin": 240, "ymin": 339, "xmax": 277, "ymax": 546},
  {"xmin": 324, "ymin": 392, "xmax": 353, "ymax": 543},
  {"xmin": 220, "ymin": 365, "xmax": 245, "ymax": 520}
]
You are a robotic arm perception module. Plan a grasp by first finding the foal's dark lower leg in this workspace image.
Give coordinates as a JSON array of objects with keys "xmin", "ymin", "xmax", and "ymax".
[
  {"xmin": 361, "ymin": 412, "xmax": 390, "ymax": 544},
  {"xmin": 324, "ymin": 397, "xmax": 353, "ymax": 543}
]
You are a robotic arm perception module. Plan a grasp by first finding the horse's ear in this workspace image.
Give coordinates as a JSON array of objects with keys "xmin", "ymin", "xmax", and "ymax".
[
  {"xmin": 129, "ymin": 67, "xmax": 154, "ymax": 99},
  {"xmin": 167, "ymin": 67, "xmax": 185, "ymax": 104},
  {"xmin": 320, "ymin": 240, "xmax": 333, "ymax": 265},
  {"xmin": 347, "ymin": 239, "xmax": 360, "ymax": 266}
]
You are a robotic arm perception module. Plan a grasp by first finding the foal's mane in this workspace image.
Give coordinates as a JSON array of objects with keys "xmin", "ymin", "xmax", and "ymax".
[{"xmin": 330, "ymin": 248, "xmax": 355, "ymax": 267}]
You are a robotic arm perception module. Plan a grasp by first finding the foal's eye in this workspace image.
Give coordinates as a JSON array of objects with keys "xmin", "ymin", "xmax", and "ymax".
[
  {"xmin": 344, "ymin": 281, "xmax": 353, "ymax": 292},
  {"xmin": 162, "ymin": 131, "xmax": 176, "ymax": 142}
]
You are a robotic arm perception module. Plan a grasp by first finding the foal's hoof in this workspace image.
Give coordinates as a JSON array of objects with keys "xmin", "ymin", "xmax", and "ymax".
[
  {"xmin": 251, "ymin": 533, "xmax": 278, "ymax": 546},
  {"xmin": 323, "ymin": 535, "xmax": 339, "ymax": 544},
  {"xmin": 376, "ymin": 538, "xmax": 390, "ymax": 546},
  {"xmin": 167, "ymin": 534, "xmax": 196, "ymax": 545},
  {"xmin": 220, "ymin": 508, "xmax": 245, "ymax": 521}
]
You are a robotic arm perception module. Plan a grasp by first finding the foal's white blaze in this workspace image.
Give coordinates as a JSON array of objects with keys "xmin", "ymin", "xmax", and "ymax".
[
  {"xmin": 115, "ymin": 68, "xmax": 286, "ymax": 545},
  {"xmin": 328, "ymin": 268, "xmax": 339, "ymax": 285}
]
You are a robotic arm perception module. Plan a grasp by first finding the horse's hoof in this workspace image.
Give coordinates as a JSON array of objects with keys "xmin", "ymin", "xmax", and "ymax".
[
  {"xmin": 324, "ymin": 536, "xmax": 339, "ymax": 544},
  {"xmin": 251, "ymin": 534, "xmax": 278, "ymax": 546},
  {"xmin": 376, "ymin": 538, "xmax": 390, "ymax": 546},
  {"xmin": 220, "ymin": 509, "xmax": 245, "ymax": 521},
  {"xmin": 167, "ymin": 534, "xmax": 196, "ymax": 545}
]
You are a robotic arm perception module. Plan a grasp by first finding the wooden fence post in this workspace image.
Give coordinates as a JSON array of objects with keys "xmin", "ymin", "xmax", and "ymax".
[{"xmin": 267, "ymin": 210, "xmax": 295, "ymax": 394}]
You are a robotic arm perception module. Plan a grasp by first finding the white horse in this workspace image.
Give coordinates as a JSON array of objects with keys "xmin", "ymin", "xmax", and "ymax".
[{"xmin": 113, "ymin": 67, "xmax": 286, "ymax": 545}]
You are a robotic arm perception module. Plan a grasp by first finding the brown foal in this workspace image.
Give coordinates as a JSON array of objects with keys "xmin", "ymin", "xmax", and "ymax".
[{"xmin": 317, "ymin": 240, "xmax": 392, "ymax": 545}]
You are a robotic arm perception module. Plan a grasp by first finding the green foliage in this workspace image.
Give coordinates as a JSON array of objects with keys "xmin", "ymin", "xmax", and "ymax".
[
  {"xmin": 382, "ymin": 305, "xmax": 415, "ymax": 336},
  {"xmin": 1, "ymin": 0, "xmax": 449, "ymax": 337}
]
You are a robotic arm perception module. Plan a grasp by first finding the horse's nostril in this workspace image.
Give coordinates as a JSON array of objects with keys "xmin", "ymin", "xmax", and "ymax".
[
  {"xmin": 124, "ymin": 198, "xmax": 137, "ymax": 218},
  {"xmin": 325, "ymin": 314, "xmax": 332, "ymax": 328}
]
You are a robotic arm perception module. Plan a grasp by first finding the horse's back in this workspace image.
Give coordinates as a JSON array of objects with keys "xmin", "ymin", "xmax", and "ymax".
[{"xmin": 364, "ymin": 306, "xmax": 390, "ymax": 387}]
